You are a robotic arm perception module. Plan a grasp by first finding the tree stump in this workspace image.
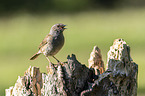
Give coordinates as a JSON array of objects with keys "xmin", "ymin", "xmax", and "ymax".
[{"xmin": 5, "ymin": 38, "xmax": 138, "ymax": 96}]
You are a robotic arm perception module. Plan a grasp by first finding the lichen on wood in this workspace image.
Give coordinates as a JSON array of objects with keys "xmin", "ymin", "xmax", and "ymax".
[
  {"xmin": 5, "ymin": 38, "xmax": 138, "ymax": 96},
  {"xmin": 106, "ymin": 38, "xmax": 138, "ymax": 96}
]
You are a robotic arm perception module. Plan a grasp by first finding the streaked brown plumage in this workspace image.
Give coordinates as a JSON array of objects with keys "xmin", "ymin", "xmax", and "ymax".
[{"xmin": 30, "ymin": 23, "xmax": 66, "ymax": 63}]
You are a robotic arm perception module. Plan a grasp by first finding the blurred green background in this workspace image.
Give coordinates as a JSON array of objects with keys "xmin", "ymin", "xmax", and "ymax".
[{"xmin": 0, "ymin": 0, "xmax": 145, "ymax": 95}]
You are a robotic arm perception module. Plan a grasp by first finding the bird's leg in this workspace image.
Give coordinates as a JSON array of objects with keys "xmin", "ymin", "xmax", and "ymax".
[
  {"xmin": 46, "ymin": 57, "xmax": 51, "ymax": 64},
  {"xmin": 52, "ymin": 56, "xmax": 60, "ymax": 63},
  {"xmin": 52, "ymin": 56, "xmax": 63, "ymax": 65}
]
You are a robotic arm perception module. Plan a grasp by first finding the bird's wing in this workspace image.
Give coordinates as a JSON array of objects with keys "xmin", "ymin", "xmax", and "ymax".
[{"xmin": 38, "ymin": 34, "xmax": 52, "ymax": 49}]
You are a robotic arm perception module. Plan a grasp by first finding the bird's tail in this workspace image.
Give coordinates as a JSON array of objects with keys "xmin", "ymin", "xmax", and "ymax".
[{"xmin": 30, "ymin": 52, "xmax": 41, "ymax": 60}]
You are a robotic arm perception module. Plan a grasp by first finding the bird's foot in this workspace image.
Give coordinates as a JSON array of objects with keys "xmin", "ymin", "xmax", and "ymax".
[
  {"xmin": 52, "ymin": 56, "xmax": 64, "ymax": 65},
  {"xmin": 58, "ymin": 61, "xmax": 64, "ymax": 66}
]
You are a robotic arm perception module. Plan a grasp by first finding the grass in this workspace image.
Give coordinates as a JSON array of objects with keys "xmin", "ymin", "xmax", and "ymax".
[{"xmin": 0, "ymin": 8, "xmax": 145, "ymax": 95}]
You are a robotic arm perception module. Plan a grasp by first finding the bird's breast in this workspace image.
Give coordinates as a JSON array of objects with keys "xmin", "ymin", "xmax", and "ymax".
[{"xmin": 45, "ymin": 34, "xmax": 64, "ymax": 56}]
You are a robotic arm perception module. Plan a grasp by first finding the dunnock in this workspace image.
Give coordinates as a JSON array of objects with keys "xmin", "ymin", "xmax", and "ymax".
[{"xmin": 30, "ymin": 23, "xmax": 66, "ymax": 63}]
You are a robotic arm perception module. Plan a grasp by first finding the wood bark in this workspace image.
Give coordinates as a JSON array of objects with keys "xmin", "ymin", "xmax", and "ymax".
[{"xmin": 5, "ymin": 38, "xmax": 138, "ymax": 96}]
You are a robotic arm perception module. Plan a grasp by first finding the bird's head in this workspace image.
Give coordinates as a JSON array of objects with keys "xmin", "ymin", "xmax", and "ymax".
[{"xmin": 50, "ymin": 23, "xmax": 67, "ymax": 35}]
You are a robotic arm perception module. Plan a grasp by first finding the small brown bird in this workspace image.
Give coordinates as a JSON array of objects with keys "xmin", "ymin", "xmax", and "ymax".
[{"xmin": 30, "ymin": 23, "xmax": 66, "ymax": 63}]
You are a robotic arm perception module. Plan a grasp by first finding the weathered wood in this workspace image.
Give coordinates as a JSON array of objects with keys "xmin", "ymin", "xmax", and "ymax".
[
  {"xmin": 5, "ymin": 38, "xmax": 138, "ymax": 96},
  {"xmin": 81, "ymin": 39, "xmax": 138, "ymax": 96},
  {"xmin": 42, "ymin": 54, "xmax": 91, "ymax": 96},
  {"xmin": 88, "ymin": 46, "xmax": 105, "ymax": 75},
  {"xmin": 5, "ymin": 66, "xmax": 42, "ymax": 96}
]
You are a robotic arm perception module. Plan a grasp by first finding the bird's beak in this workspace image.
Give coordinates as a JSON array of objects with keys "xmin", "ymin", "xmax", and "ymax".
[{"xmin": 63, "ymin": 25, "xmax": 67, "ymax": 29}]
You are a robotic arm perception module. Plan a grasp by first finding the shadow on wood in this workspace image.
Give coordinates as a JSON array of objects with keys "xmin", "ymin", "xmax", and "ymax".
[{"xmin": 5, "ymin": 38, "xmax": 138, "ymax": 96}]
